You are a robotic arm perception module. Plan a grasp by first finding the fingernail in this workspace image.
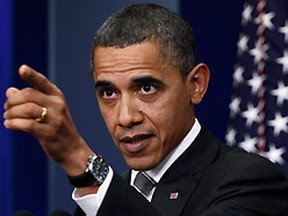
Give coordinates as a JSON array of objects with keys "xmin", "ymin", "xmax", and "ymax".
[{"xmin": 3, "ymin": 120, "xmax": 9, "ymax": 128}]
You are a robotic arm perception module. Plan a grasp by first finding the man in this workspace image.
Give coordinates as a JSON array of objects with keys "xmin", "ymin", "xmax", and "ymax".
[{"xmin": 3, "ymin": 3, "xmax": 288, "ymax": 216}]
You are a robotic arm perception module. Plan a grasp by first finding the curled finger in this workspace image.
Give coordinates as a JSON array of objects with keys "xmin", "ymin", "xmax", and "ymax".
[{"xmin": 4, "ymin": 103, "xmax": 48, "ymax": 123}]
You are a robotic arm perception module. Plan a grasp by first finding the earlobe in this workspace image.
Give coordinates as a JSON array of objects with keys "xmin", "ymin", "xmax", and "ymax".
[{"xmin": 186, "ymin": 63, "xmax": 210, "ymax": 105}]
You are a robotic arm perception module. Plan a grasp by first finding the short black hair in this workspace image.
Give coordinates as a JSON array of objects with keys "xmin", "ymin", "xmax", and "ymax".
[{"xmin": 91, "ymin": 3, "xmax": 197, "ymax": 77}]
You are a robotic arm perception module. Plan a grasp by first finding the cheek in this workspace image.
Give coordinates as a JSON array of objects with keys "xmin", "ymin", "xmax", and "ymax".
[
  {"xmin": 143, "ymin": 102, "xmax": 176, "ymax": 140},
  {"xmin": 149, "ymin": 94, "xmax": 192, "ymax": 142},
  {"xmin": 99, "ymin": 105, "xmax": 116, "ymax": 135}
]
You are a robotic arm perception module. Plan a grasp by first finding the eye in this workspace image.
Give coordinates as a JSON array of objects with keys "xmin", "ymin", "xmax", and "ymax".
[
  {"xmin": 101, "ymin": 88, "xmax": 117, "ymax": 99},
  {"xmin": 139, "ymin": 84, "xmax": 157, "ymax": 95}
]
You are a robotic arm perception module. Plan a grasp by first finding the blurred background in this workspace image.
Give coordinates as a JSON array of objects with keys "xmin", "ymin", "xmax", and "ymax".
[{"xmin": 1, "ymin": 0, "xmax": 287, "ymax": 215}]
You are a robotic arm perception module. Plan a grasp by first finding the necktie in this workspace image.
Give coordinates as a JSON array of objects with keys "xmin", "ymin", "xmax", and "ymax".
[{"xmin": 134, "ymin": 171, "xmax": 156, "ymax": 197}]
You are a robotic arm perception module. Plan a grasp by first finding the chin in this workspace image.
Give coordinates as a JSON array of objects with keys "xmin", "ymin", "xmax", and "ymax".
[{"xmin": 125, "ymin": 157, "xmax": 157, "ymax": 171}]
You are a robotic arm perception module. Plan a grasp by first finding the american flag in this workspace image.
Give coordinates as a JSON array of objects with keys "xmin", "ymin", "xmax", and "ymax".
[
  {"xmin": 226, "ymin": 0, "xmax": 288, "ymax": 175},
  {"xmin": 169, "ymin": 192, "xmax": 179, "ymax": 200}
]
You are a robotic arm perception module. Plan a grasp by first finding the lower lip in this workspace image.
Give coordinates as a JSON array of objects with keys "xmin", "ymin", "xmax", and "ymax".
[{"xmin": 121, "ymin": 137, "xmax": 152, "ymax": 153}]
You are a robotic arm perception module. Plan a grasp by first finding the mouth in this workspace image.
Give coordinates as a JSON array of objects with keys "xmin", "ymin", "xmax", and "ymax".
[{"xmin": 119, "ymin": 134, "xmax": 154, "ymax": 153}]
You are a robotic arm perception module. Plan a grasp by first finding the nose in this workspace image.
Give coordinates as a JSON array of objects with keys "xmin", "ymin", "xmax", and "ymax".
[{"xmin": 117, "ymin": 95, "xmax": 144, "ymax": 128}]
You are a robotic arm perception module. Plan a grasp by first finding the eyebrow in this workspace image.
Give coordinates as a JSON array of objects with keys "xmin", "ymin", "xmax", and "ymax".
[
  {"xmin": 130, "ymin": 75, "xmax": 165, "ymax": 87},
  {"xmin": 95, "ymin": 80, "xmax": 112, "ymax": 90},
  {"xmin": 95, "ymin": 75, "xmax": 165, "ymax": 90}
]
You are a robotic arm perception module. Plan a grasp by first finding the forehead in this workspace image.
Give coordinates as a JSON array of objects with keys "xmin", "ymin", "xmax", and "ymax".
[{"xmin": 92, "ymin": 42, "xmax": 169, "ymax": 80}]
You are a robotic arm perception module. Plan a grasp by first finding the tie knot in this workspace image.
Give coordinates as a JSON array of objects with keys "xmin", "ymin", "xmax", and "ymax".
[{"xmin": 134, "ymin": 171, "xmax": 156, "ymax": 197}]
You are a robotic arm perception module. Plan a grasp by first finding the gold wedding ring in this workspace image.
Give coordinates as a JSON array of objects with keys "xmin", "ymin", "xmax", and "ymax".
[{"xmin": 35, "ymin": 107, "xmax": 48, "ymax": 123}]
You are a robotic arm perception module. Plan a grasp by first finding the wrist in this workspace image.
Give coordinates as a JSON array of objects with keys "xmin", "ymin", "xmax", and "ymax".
[
  {"xmin": 60, "ymin": 137, "xmax": 94, "ymax": 176},
  {"xmin": 67, "ymin": 154, "xmax": 109, "ymax": 187},
  {"xmin": 76, "ymin": 185, "xmax": 100, "ymax": 197}
]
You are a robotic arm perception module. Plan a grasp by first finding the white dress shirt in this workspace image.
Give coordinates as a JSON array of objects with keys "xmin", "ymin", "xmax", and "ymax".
[{"xmin": 72, "ymin": 119, "xmax": 201, "ymax": 215}]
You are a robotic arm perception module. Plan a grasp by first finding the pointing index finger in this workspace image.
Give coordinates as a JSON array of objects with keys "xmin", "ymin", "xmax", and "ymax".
[{"xmin": 19, "ymin": 65, "xmax": 60, "ymax": 95}]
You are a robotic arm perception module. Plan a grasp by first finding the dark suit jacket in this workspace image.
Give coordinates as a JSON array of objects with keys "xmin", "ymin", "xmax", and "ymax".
[{"xmin": 75, "ymin": 127, "xmax": 288, "ymax": 215}]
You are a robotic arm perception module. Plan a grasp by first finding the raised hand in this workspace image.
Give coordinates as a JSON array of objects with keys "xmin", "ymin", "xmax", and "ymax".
[{"xmin": 3, "ymin": 65, "xmax": 94, "ymax": 176}]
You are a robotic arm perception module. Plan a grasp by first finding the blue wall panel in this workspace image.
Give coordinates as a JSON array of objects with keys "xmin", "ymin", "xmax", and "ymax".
[
  {"xmin": 12, "ymin": 0, "xmax": 48, "ymax": 214},
  {"xmin": 0, "ymin": 0, "xmax": 13, "ymax": 214},
  {"xmin": 1, "ymin": 0, "xmax": 48, "ymax": 215},
  {"xmin": 181, "ymin": 0, "xmax": 245, "ymax": 140}
]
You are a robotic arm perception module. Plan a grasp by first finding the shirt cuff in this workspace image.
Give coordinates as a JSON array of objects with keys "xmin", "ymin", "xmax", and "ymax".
[{"xmin": 72, "ymin": 166, "xmax": 114, "ymax": 216}]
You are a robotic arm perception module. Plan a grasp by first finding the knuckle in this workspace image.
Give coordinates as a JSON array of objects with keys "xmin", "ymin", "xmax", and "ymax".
[
  {"xmin": 36, "ymin": 73, "xmax": 48, "ymax": 86},
  {"xmin": 24, "ymin": 120, "xmax": 37, "ymax": 133},
  {"xmin": 53, "ymin": 115, "xmax": 64, "ymax": 129},
  {"xmin": 22, "ymin": 88, "xmax": 35, "ymax": 98},
  {"xmin": 54, "ymin": 97, "xmax": 67, "ymax": 113},
  {"xmin": 52, "ymin": 84, "xmax": 63, "ymax": 96},
  {"xmin": 23, "ymin": 104, "xmax": 36, "ymax": 117}
]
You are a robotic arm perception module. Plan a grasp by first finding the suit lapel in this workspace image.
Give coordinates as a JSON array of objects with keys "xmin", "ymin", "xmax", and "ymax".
[
  {"xmin": 151, "ymin": 173, "xmax": 198, "ymax": 215},
  {"xmin": 151, "ymin": 127, "xmax": 220, "ymax": 216}
]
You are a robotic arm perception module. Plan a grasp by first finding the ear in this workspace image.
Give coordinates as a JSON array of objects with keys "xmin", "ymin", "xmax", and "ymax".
[{"xmin": 186, "ymin": 63, "xmax": 210, "ymax": 105}]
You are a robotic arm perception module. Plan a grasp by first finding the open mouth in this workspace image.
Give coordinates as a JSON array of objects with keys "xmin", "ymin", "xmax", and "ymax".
[
  {"xmin": 120, "ymin": 134, "xmax": 153, "ymax": 143},
  {"xmin": 119, "ymin": 134, "xmax": 154, "ymax": 153}
]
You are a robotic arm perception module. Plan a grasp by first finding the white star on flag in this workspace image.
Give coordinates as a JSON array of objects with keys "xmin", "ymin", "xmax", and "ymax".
[
  {"xmin": 276, "ymin": 50, "xmax": 288, "ymax": 73},
  {"xmin": 255, "ymin": 12, "xmax": 275, "ymax": 30},
  {"xmin": 226, "ymin": 127, "xmax": 237, "ymax": 146},
  {"xmin": 233, "ymin": 65, "xmax": 245, "ymax": 86},
  {"xmin": 229, "ymin": 97, "xmax": 241, "ymax": 117},
  {"xmin": 249, "ymin": 40, "xmax": 269, "ymax": 64},
  {"xmin": 279, "ymin": 20, "xmax": 288, "ymax": 43},
  {"xmin": 268, "ymin": 113, "xmax": 288, "ymax": 136},
  {"xmin": 241, "ymin": 103, "xmax": 259, "ymax": 127},
  {"xmin": 262, "ymin": 144, "xmax": 286, "ymax": 165},
  {"xmin": 237, "ymin": 34, "xmax": 250, "ymax": 55},
  {"xmin": 242, "ymin": 4, "xmax": 253, "ymax": 25},
  {"xmin": 247, "ymin": 72, "xmax": 264, "ymax": 94},
  {"xmin": 270, "ymin": 82, "xmax": 288, "ymax": 106},
  {"xmin": 239, "ymin": 135, "xmax": 258, "ymax": 153}
]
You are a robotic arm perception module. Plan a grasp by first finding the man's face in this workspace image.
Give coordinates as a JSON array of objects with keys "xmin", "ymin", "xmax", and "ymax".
[{"xmin": 93, "ymin": 42, "xmax": 195, "ymax": 170}]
